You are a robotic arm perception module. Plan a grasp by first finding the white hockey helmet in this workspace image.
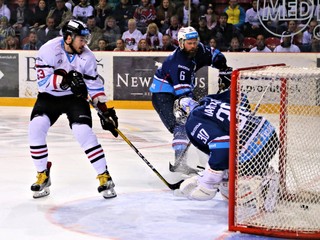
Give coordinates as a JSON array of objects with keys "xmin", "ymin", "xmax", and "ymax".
[{"xmin": 177, "ymin": 26, "xmax": 199, "ymax": 49}]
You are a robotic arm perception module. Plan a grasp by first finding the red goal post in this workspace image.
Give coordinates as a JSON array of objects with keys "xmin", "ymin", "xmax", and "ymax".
[{"xmin": 228, "ymin": 64, "xmax": 320, "ymax": 238}]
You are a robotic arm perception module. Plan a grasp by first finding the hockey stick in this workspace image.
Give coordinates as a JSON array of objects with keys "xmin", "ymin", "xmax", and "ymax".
[
  {"xmin": 114, "ymin": 128, "xmax": 183, "ymax": 190},
  {"xmin": 89, "ymin": 100, "xmax": 183, "ymax": 190}
]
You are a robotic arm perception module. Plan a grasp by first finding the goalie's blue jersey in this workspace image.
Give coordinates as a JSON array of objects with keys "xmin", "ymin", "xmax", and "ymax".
[
  {"xmin": 149, "ymin": 43, "xmax": 225, "ymax": 97},
  {"xmin": 185, "ymin": 91, "xmax": 277, "ymax": 171}
]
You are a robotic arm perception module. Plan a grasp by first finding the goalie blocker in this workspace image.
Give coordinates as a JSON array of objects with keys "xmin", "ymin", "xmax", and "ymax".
[{"xmin": 175, "ymin": 91, "xmax": 279, "ymax": 202}]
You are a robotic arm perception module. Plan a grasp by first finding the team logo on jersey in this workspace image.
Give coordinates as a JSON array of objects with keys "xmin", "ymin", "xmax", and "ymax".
[{"xmin": 125, "ymin": 38, "xmax": 136, "ymax": 46}]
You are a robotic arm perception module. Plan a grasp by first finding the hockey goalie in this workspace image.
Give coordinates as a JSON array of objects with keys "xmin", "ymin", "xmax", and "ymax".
[{"xmin": 173, "ymin": 89, "xmax": 280, "ymax": 211}]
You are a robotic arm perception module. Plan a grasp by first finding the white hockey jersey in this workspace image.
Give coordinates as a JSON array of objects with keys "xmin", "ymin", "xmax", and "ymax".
[{"xmin": 36, "ymin": 37, "xmax": 105, "ymax": 100}]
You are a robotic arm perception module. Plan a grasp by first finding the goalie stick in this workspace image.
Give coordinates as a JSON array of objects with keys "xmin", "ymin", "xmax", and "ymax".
[{"xmin": 89, "ymin": 100, "xmax": 183, "ymax": 190}]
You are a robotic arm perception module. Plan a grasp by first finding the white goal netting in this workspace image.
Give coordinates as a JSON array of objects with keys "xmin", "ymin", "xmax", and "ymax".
[{"xmin": 230, "ymin": 65, "xmax": 320, "ymax": 238}]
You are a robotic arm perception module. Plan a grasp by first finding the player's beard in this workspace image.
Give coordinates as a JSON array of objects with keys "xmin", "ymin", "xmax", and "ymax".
[
  {"xmin": 70, "ymin": 43, "xmax": 83, "ymax": 55},
  {"xmin": 183, "ymin": 47, "xmax": 198, "ymax": 58}
]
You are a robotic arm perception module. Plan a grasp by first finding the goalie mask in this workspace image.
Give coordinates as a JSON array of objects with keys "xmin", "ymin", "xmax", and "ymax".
[{"xmin": 173, "ymin": 97, "xmax": 199, "ymax": 124}]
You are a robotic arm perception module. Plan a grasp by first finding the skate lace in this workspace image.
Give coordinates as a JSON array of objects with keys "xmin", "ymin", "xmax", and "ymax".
[
  {"xmin": 35, "ymin": 172, "xmax": 48, "ymax": 185},
  {"xmin": 97, "ymin": 172, "xmax": 111, "ymax": 186}
]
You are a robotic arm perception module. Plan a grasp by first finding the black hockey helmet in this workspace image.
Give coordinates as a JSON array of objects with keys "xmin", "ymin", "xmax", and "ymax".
[{"xmin": 62, "ymin": 19, "xmax": 91, "ymax": 44}]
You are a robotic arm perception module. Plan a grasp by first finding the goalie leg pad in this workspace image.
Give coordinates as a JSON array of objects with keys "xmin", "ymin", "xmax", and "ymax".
[
  {"xmin": 188, "ymin": 184, "xmax": 218, "ymax": 201},
  {"xmin": 178, "ymin": 168, "xmax": 223, "ymax": 201},
  {"xmin": 179, "ymin": 176, "xmax": 198, "ymax": 196}
]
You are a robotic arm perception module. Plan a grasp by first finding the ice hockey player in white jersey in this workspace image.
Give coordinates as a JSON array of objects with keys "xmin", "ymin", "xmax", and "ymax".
[{"xmin": 29, "ymin": 19, "xmax": 118, "ymax": 199}]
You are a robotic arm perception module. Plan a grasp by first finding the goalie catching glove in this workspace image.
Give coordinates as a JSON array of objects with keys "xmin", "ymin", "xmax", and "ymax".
[
  {"xmin": 218, "ymin": 67, "xmax": 233, "ymax": 92},
  {"xmin": 95, "ymin": 101, "xmax": 119, "ymax": 137},
  {"xmin": 173, "ymin": 96, "xmax": 199, "ymax": 124}
]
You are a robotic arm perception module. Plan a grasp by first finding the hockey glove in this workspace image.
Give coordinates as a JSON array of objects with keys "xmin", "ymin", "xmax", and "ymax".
[
  {"xmin": 218, "ymin": 67, "xmax": 233, "ymax": 92},
  {"xmin": 211, "ymin": 49, "xmax": 227, "ymax": 70},
  {"xmin": 97, "ymin": 102, "xmax": 119, "ymax": 137},
  {"xmin": 54, "ymin": 69, "xmax": 69, "ymax": 90},
  {"xmin": 66, "ymin": 70, "xmax": 88, "ymax": 98}
]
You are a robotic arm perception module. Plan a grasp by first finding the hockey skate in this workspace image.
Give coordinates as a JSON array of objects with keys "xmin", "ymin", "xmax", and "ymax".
[
  {"xmin": 97, "ymin": 170, "xmax": 117, "ymax": 199},
  {"xmin": 31, "ymin": 161, "xmax": 52, "ymax": 199},
  {"xmin": 169, "ymin": 149, "xmax": 198, "ymax": 176}
]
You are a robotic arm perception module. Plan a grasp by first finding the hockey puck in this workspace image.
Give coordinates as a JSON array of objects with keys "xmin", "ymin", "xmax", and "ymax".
[{"xmin": 300, "ymin": 204, "xmax": 309, "ymax": 210}]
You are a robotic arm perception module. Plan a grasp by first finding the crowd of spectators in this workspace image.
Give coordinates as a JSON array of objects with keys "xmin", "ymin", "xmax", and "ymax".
[{"xmin": 0, "ymin": 0, "xmax": 319, "ymax": 52}]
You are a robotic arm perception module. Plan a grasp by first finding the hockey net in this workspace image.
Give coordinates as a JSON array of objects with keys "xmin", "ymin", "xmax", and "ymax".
[{"xmin": 229, "ymin": 64, "xmax": 320, "ymax": 239}]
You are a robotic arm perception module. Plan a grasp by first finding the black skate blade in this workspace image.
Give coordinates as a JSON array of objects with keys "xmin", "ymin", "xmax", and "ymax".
[{"xmin": 103, "ymin": 194, "xmax": 117, "ymax": 199}]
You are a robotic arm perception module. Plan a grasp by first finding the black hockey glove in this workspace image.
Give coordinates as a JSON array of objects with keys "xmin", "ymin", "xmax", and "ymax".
[
  {"xmin": 66, "ymin": 70, "xmax": 88, "ymax": 98},
  {"xmin": 54, "ymin": 69, "xmax": 69, "ymax": 90},
  {"xmin": 97, "ymin": 102, "xmax": 119, "ymax": 137},
  {"xmin": 218, "ymin": 67, "xmax": 233, "ymax": 92}
]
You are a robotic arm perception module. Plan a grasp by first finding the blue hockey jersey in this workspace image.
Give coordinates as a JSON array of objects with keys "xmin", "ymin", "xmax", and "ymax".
[{"xmin": 149, "ymin": 43, "xmax": 226, "ymax": 97}]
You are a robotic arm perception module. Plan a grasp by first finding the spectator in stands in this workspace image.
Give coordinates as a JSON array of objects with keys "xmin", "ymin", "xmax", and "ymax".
[
  {"xmin": 208, "ymin": 37, "xmax": 216, "ymax": 50},
  {"xmin": 156, "ymin": 0, "xmax": 176, "ymax": 33},
  {"xmin": 47, "ymin": 0, "xmax": 72, "ymax": 30},
  {"xmin": 32, "ymin": 0, "xmax": 49, "ymax": 30},
  {"xmin": 227, "ymin": 36, "xmax": 245, "ymax": 52},
  {"xmin": 0, "ymin": 16, "xmax": 15, "ymax": 48},
  {"xmin": 249, "ymin": 34, "xmax": 272, "ymax": 52},
  {"xmin": 273, "ymin": 31, "xmax": 301, "ymax": 53},
  {"xmin": 10, "ymin": 0, "xmax": 34, "ymax": 43},
  {"xmin": 224, "ymin": 0, "xmax": 245, "ymax": 31},
  {"xmin": 311, "ymin": 36, "xmax": 320, "ymax": 52},
  {"xmin": 114, "ymin": 38, "xmax": 130, "ymax": 51},
  {"xmin": 286, "ymin": 20, "xmax": 303, "ymax": 47},
  {"xmin": 93, "ymin": 38, "xmax": 114, "ymax": 51},
  {"xmin": 4, "ymin": 35, "xmax": 20, "ymax": 49},
  {"xmin": 113, "ymin": 0, "xmax": 135, "ymax": 32},
  {"xmin": 22, "ymin": 31, "xmax": 42, "ymax": 50},
  {"xmin": 64, "ymin": 0, "xmax": 75, "ymax": 11},
  {"xmin": 244, "ymin": 0, "xmax": 262, "ymax": 38},
  {"xmin": 160, "ymin": 33, "xmax": 176, "ymax": 51},
  {"xmin": 204, "ymin": 3, "xmax": 217, "ymax": 30},
  {"xmin": 137, "ymin": 38, "xmax": 151, "ymax": 51},
  {"xmin": 107, "ymin": 0, "xmax": 118, "ymax": 11},
  {"xmin": 142, "ymin": 22, "xmax": 163, "ymax": 50},
  {"xmin": 94, "ymin": 0, "xmax": 113, "ymax": 29},
  {"xmin": 176, "ymin": 0, "xmax": 199, "ymax": 28},
  {"xmin": 164, "ymin": 15, "xmax": 181, "ymax": 47},
  {"xmin": 121, "ymin": 18, "xmax": 143, "ymax": 51},
  {"xmin": 0, "ymin": 0, "xmax": 11, "ymax": 22},
  {"xmin": 133, "ymin": 0, "xmax": 157, "ymax": 34},
  {"xmin": 301, "ymin": 19, "xmax": 317, "ymax": 52},
  {"xmin": 211, "ymin": 12, "xmax": 243, "ymax": 51},
  {"xmin": 103, "ymin": 16, "xmax": 121, "ymax": 50},
  {"xmin": 73, "ymin": 0, "xmax": 94, "ymax": 23},
  {"xmin": 196, "ymin": 16, "xmax": 211, "ymax": 46},
  {"xmin": 86, "ymin": 16, "xmax": 103, "ymax": 50},
  {"xmin": 37, "ymin": 16, "xmax": 59, "ymax": 47}
]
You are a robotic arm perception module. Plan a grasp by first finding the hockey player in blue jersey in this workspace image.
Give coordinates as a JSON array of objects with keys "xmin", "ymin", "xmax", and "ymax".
[
  {"xmin": 173, "ymin": 90, "xmax": 279, "ymax": 201},
  {"xmin": 149, "ymin": 26, "xmax": 233, "ymax": 175}
]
